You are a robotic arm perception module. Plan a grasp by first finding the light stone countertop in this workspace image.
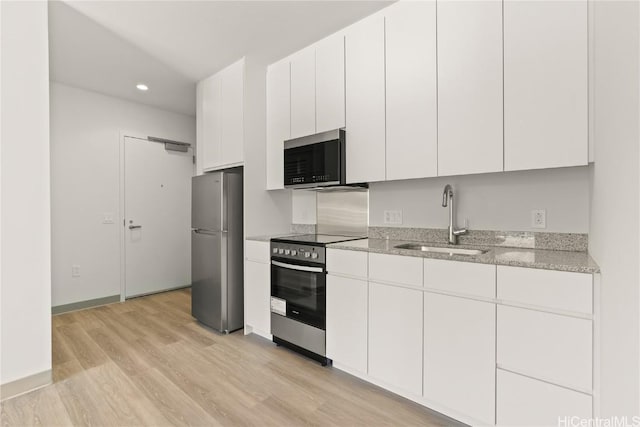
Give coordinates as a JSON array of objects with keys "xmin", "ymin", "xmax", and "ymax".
[{"xmin": 327, "ymin": 238, "xmax": 600, "ymax": 274}]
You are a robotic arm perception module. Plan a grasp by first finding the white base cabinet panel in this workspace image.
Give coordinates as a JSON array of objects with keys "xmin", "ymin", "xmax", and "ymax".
[
  {"xmin": 497, "ymin": 369, "xmax": 592, "ymax": 426},
  {"xmin": 424, "ymin": 293, "xmax": 496, "ymax": 425},
  {"xmin": 244, "ymin": 241, "xmax": 271, "ymax": 339},
  {"xmin": 326, "ymin": 275, "xmax": 367, "ymax": 374},
  {"xmin": 497, "ymin": 305, "xmax": 592, "ymax": 392},
  {"xmin": 368, "ymin": 282, "xmax": 422, "ymax": 396}
]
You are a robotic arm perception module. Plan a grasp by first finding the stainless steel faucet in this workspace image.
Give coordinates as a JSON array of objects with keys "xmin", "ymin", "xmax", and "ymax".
[{"xmin": 442, "ymin": 184, "xmax": 467, "ymax": 245}]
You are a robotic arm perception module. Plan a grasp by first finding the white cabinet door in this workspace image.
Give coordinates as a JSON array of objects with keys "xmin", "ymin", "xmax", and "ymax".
[
  {"xmin": 504, "ymin": 0, "xmax": 588, "ymax": 171},
  {"xmin": 385, "ymin": 1, "xmax": 437, "ymax": 181},
  {"xmin": 497, "ymin": 305, "xmax": 592, "ymax": 392},
  {"xmin": 244, "ymin": 260, "xmax": 271, "ymax": 338},
  {"xmin": 316, "ymin": 34, "xmax": 345, "ymax": 133},
  {"xmin": 290, "ymin": 48, "xmax": 316, "ymax": 139},
  {"xmin": 345, "ymin": 15, "xmax": 386, "ymax": 183},
  {"xmin": 424, "ymin": 293, "xmax": 496, "ymax": 425},
  {"xmin": 220, "ymin": 59, "xmax": 244, "ymax": 166},
  {"xmin": 200, "ymin": 74, "xmax": 222, "ymax": 171},
  {"xmin": 369, "ymin": 282, "xmax": 422, "ymax": 395},
  {"xmin": 497, "ymin": 369, "xmax": 592, "ymax": 426},
  {"xmin": 326, "ymin": 275, "xmax": 367, "ymax": 374},
  {"xmin": 437, "ymin": 0, "xmax": 503, "ymax": 176},
  {"xmin": 266, "ymin": 60, "xmax": 290, "ymax": 190}
]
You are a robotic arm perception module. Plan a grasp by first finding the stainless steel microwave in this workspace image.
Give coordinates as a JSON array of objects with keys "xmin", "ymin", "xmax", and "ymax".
[{"xmin": 283, "ymin": 129, "xmax": 345, "ymax": 189}]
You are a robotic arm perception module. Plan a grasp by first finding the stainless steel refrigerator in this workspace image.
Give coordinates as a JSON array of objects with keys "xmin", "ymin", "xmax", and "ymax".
[{"xmin": 191, "ymin": 168, "xmax": 243, "ymax": 333}]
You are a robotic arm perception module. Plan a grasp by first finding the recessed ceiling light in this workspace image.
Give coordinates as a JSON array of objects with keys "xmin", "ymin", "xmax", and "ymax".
[{"xmin": 136, "ymin": 83, "xmax": 149, "ymax": 91}]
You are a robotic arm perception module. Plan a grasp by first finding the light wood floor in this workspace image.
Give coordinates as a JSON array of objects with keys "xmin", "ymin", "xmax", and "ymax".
[{"xmin": 1, "ymin": 289, "xmax": 459, "ymax": 426}]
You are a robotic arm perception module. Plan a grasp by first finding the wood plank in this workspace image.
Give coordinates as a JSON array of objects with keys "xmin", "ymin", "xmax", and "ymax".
[
  {"xmin": 1, "ymin": 385, "xmax": 73, "ymax": 427},
  {"xmin": 56, "ymin": 323, "xmax": 109, "ymax": 370},
  {"xmin": 131, "ymin": 368, "xmax": 220, "ymax": 427}
]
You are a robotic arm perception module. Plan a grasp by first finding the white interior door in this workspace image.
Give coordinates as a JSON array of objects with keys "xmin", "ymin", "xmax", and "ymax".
[{"xmin": 124, "ymin": 136, "xmax": 193, "ymax": 298}]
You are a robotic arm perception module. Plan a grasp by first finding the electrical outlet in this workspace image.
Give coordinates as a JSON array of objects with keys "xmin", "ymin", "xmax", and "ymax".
[
  {"xmin": 72, "ymin": 265, "xmax": 81, "ymax": 278},
  {"xmin": 384, "ymin": 210, "xmax": 403, "ymax": 225},
  {"xmin": 531, "ymin": 209, "xmax": 546, "ymax": 229}
]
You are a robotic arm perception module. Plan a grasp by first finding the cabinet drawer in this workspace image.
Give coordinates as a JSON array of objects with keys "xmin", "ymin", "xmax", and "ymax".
[
  {"xmin": 497, "ymin": 266, "xmax": 592, "ymax": 314},
  {"xmin": 497, "ymin": 369, "xmax": 592, "ymax": 426},
  {"xmin": 369, "ymin": 253, "xmax": 422, "ymax": 287},
  {"xmin": 424, "ymin": 259, "xmax": 495, "ymax": 298},
  {"xmin": 326, "ymin": 249, "xmax": 367, "ymax": 278},
  {"xmin": 245, "ymin": 240, "xmax": 269, "ymax": 263},
  {"xmin": 497, "ymin": 305, "xmax": 592, "ymax": 392}
]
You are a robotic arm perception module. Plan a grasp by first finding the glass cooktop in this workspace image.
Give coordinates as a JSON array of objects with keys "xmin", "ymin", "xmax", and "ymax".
[{"xmin": 271, "ymin": 234, "xmax": 366, "ymax": 246}]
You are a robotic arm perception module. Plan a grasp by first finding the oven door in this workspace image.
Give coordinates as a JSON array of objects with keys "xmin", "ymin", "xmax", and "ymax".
[{"xmin": 270, "ymin": 259, "xmax": 326, "ymax": 330}]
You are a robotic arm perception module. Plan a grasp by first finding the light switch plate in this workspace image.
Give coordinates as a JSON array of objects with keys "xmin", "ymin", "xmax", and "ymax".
[
  {"xmin": 384, "ymin": 210, "xmax": 403, "ymax": 225},
  {"xmin": 71, "ymin": 265, "xmax": 81, "ymax": 278},
  {"xmin": 103, "ymin": 212, "xmax": 114, "ymax": 224}
]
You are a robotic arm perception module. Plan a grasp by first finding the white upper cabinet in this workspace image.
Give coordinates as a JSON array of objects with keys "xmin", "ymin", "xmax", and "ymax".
[
  {"xmin": 290, "ymin": 47, "xmax": 316, "ymax": 139},
  {"xmin": 504, "ymin": 0, "xmax": 588, "ymax": 171},
  {"xmin": 316, "ymin": 34, "xmax": 345, "ymax": 133},
  {"xmin": 198, "ymin": 58, "xmax": 244, "ymax": 172},
  {"xmin": 266, "ymin": 60, "xmax": 290, "ymax": 190},
  {"xmin": 198, "ymin": 74, "xmax": 222, "ymax": 171},
  {"xmin": 220, "ymin": 59, "xmax": 244, "ymax": 166},
  {"xmin": 437, "ymin": 0, "xmax": 503, "ymax": 176},
  {"xmin": 385, "ymin": 1, "xmax": 437, "ymax": 181},
  {"xmin": 345, "ymin": 15, "xmax": 386, "ymax": 184}
]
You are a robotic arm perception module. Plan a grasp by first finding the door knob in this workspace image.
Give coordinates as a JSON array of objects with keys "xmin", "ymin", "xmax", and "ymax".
[{"xmin": 128, "ymin": 225, "xmax": 142, "ymax": 229}]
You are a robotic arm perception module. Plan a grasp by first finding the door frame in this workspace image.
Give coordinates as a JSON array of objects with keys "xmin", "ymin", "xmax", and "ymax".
[{"xmin": 118, "ymin": 131, "xmax": 195, "ymax": 301}]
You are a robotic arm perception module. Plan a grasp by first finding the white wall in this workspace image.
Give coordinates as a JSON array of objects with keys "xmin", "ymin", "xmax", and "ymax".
[
  {"xmin": 241, "ymin": 57, "xmax": 291, "ymax": 237},
  {"xmin": 50, "ymin": 82, "xmax": 195, "ymax": 307},
  {"xmin": 1, "ymin": 1, "xmax": 52, "ymax": 385},
  {"xmin": 367, "ymin": 166, "xmax": 590, "ymax": 233},
  {"xmin": 589, "ymin": 1, "xmax": 640, "ymax": 417}
]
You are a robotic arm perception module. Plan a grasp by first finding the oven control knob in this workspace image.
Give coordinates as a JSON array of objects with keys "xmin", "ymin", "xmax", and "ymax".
[
  {"xmin": 304, "ymin": 252, "xmax": 311, "ymax": 258},
  {"xmin": 291, "ymin": 250, "xmax": 297, "ymax": 256},
  {"xmin": 284, "ymin": 249, "xmax": 291, "ymax": 255},
  {"xmin": 311, "ymin": 252, "xmax": 319, "ymax": 259},
  {"xmin": 278, "ymin": 249, "xmax": 284, "ymax": 255},
  {"xmin": 272, "ymin": 248, "xmax": 278, "ymax": 254}
]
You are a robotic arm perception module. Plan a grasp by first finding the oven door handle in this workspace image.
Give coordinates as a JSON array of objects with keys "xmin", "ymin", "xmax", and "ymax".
[{"xmin": 271, "ymin": 260, "xmax": 324, "ymax": 273}]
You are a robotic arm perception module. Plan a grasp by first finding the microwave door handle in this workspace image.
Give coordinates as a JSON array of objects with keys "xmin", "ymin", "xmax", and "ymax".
[{"xmin": 271, "ymin": 260, "xmax": 324, "ymax": 273}]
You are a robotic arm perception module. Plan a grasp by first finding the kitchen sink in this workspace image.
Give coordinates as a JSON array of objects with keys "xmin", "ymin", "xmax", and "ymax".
[{"xmin": 394, "ymin": 243, "xmax": 488, "ymax": 256}]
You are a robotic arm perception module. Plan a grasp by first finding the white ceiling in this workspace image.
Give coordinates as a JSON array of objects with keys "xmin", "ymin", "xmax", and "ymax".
[{"xmin": 49, "ymin": 1, "xmax": 392, "ymax": 116}]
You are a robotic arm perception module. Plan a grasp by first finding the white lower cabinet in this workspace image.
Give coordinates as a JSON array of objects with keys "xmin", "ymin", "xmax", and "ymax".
[
  {"xmin": 424, "ymin": 292, "xmax": 496, "ymax": 425},
  {"xmin": 497, "ymin": 369, "xmax": 592, "ymax": 426},
  {"xmin": 497, "ymin": 305, "xmax": 592, "ymax": 392},
  {"xmin": 244, "ymin": 241, "xmax": 271, "ymax": 338},
  {"xmin": 368, "ymin": 281, "xmax": 422, "ymax": 395},
  {"xmin": 326, "ymin": 275, "xmax": 367, "ymax": 374}
]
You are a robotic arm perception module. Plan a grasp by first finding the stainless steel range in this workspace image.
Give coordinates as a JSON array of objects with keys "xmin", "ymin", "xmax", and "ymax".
[{"xmin": 270, "ymin": 234, "xmax": 365, "ymax": 365}]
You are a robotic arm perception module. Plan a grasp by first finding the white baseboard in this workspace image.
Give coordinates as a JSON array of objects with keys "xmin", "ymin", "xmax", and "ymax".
[{"xmin": 0, "ymin": 369, "xmax": 52, "ymax": 401}]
